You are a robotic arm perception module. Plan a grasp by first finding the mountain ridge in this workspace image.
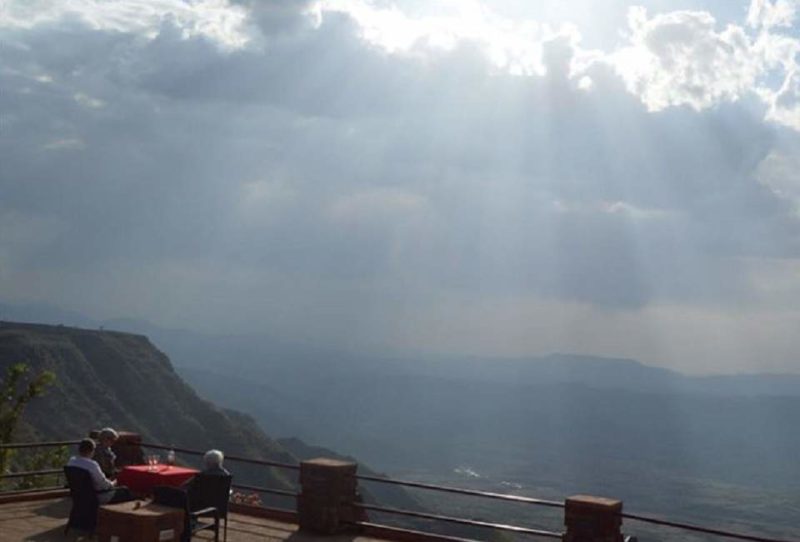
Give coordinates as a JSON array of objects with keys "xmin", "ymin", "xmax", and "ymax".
[{"xmin": 3, "ymin": 301, "xmax": 799, "ymax": 387}]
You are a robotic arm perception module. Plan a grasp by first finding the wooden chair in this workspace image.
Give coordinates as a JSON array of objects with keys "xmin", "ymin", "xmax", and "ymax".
[
  {"xmin": 63, "ymin": 466, "xmax": 99, "ymax": 534},
  {"xmin": 154, "ymin": 485, "xmax": 220, "ymax": 542}
]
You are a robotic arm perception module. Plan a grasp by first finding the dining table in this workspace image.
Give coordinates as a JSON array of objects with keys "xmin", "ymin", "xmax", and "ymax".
[{"xmin": 116, "ymin": 464, "xmax": 199, "ymax": 495}]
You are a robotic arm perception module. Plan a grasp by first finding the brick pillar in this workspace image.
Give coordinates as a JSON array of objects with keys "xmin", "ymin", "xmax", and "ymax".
[
  {"xmin": 113, "ymin": 432, "xmax": 144, "ymax": 467},
  {"xmin": 88, "ymin": 430, "xmax": 144, "ymax": 467},
  {"xmin": 563, "ymin": 495, "xmax": 624, "ymax": 542},
  {"xmin": 297, "ymin": 458, "xmax": 359, "ymax": 534}
]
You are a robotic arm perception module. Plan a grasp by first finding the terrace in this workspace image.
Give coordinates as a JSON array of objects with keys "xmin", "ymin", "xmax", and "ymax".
[
  {"xmin": 1, "ymin": 497, "xmax": 381, "ymax": 542},
  {"xmin": 0, "ymin": 437, "xmax": 794, "ymax": 542}
]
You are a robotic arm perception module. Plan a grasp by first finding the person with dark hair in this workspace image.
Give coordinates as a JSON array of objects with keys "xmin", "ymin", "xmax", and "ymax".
[
  {"xmin": 66, "ymin": 438, "xmax": 133, "ymax": 504},
  {"xmin": 95, "ymin": 427, "xmax": 119, "ymax": 478}
]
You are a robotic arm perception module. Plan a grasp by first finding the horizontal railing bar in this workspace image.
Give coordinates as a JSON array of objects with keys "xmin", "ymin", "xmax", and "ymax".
[
  {"xmin": 220, "ymin": 453, "xmax": 299, "ymax": 471},
  {"xmin": 142, "ymin": 444, "xmax": 203, "ymax": 457},
  {"xmin": 0, "ymin": 441, "xmax": 78, "ymax": 450},
  {"xmin": 622, "ymin": 512, "xmax": 798, "ymax": 542},
  {"xmin": 356, "ymin": 474, "xmax": 565, "ymax": 509},
  {"xmin": 231, "ymin": 483, "xmax": 298, "ymax": 498},
  {"xmin": 142, "ymin": 443, "xmax": 300, "ymax": 471},
  {"xmin": 0, "ymin": 469, "xmax": 62, "ymax": 479},
  {"xmin": 0, "ymin": 485, "xmax": 65, "ymax": 496},
  {"xmin": 355, "ymin": 503, "xmax": 562, "ymax": 539}
]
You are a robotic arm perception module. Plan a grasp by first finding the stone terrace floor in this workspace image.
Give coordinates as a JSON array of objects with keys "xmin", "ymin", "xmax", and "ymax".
[{"xmin": 0, "ymin": 498, "xmax": 391, "ymax": 542}]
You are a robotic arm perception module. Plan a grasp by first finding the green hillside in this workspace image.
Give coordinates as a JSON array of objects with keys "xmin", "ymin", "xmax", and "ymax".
[{"xmin": 0, "ymin": 322, "xmax": 294, "ymax": 493}]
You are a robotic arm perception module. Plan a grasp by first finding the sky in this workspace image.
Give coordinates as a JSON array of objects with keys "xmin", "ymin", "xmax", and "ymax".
[{"xmin": 1, "ymin": 0, "xmax": 799, "ymax": 374}]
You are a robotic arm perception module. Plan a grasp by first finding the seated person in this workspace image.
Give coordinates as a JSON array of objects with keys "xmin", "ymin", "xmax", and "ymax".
[
  {"xmin": 198, "ymin": 449, "xmax": 230, "ymax": 477},
  {"xmin": 94, "ymin": 427, "xmax": 118, "ymax": 479},
  {"xmin": 67, "ymin": 438, "xmax": 133, "ymax": 504},
  {"xmin": 182, "ymin": 449, "xmax": 231, "ymax": 505}
]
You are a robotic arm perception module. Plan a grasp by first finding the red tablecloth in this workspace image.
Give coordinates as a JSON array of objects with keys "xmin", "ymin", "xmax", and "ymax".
[{"xmin": 117, "ymin": 465, "xmax": 199, "ymax": 494}]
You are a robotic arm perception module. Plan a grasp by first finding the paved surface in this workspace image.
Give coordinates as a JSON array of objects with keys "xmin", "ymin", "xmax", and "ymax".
[{"xmin": 0, "ymin": 498, "xmax": 390, "ymax": 542}]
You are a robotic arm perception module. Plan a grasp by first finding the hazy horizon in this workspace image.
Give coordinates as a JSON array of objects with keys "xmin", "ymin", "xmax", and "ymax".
[{"xmin": 2, "ymin": 1, "xmax": 800, "ymax": 375}]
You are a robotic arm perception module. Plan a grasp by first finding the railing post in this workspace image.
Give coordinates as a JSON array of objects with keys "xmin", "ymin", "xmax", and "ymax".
[
  {"xmin": 563, "ymin": 495, "xmax": 624, "ymax": 542},
  {"xmin": 297, "ymin": 457, "xmax": 359, "ymax": 534}
]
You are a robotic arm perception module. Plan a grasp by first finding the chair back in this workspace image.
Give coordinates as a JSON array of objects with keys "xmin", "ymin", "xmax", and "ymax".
[
  {"xmin": 64, "ymin": 466, "xmax": 100, "ymax": 530},
  {"xmin": 189, "ymin": 473, "xmax": 232, "ymax": 519}
]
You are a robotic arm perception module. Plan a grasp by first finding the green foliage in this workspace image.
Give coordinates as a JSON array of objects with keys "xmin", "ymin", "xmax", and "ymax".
[
  {"xmin": 9, "ymin": 445, "xmax": 69, "ymax": 491},
  {"xmin": 0, "ymin": 362, "xmax": 57, "ymax": 481}
]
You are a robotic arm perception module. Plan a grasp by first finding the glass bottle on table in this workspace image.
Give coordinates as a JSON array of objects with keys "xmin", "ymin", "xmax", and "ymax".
[{"xmin": 167, "ymin": 448, "xmax": 176, "ymax": 468}]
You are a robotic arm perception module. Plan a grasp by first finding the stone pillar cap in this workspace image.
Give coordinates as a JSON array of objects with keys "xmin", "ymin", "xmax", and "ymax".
[
  {"xmin": 302, "ymin": 458, "xmax": 356, "ymax": 468},
  {"xmin": 566, "ymin": 495, "xmax": 623, "ymax": 510}
]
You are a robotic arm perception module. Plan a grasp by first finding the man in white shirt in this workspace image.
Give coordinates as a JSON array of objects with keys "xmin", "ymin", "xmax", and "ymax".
[{"xmin": 67, "ymin": 438, "xmax": 133, "ymax": 504}]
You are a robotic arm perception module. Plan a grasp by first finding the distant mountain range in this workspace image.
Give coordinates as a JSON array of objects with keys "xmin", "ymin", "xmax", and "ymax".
[{"xmin": 3, "ymin": 300, "xmax": 798, "ymax": 398}]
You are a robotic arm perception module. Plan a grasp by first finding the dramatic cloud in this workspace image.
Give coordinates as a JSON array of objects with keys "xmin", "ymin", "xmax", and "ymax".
[
  {"xmin": 1, "ymin": 0, "xmax": 799, "ymax": 373},
  {"xmin": 611, "ymin": 7, "xmax": 760, "ymax": 111},
  {"xmin": 0, "ymin": 0, "xmax": 252, "ymax": 48}
]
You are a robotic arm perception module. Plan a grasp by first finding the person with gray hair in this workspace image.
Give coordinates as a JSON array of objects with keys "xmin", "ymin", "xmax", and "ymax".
[
  {"xmin": 94, "ymin": 427, "xmax": 119, "ymax": 478},
  {"xmin": 183, "ymin": 449, "xmax": 233, "ymax": 540},
  {"xmin": 202, "ymin": 449, "xmax": 229, "ymax": 475}
]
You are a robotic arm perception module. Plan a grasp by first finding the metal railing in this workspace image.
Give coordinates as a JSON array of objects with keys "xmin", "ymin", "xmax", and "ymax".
[
  {"xmin": 354, "ymin": 502, "xmax": 562, "ymax": 539},
  {"xmin": 1, "ymin": 440, "xmax": 798, "ymax": 542},
  {"xmin": 356, "ymin": 473, "xmax": 565, "ymax": 509},
  {"xmin": 0, "ymin": 440, "xmax": 78, "ymax": 492},
  {"xmin": 353, "ymin": 472, "xmax": 564, "ymax": 539},
  {"xmin": 142, "ymin": 444, "xmax": 565, "ymax": 539},
  {"xmin": 355, "ymin": 472, "xmax": 798, "ymax": 542},
  {"xmin": 0, "ymin": 440, "xmax": 80, "ymax": 450},
  {"xmin": 619, "ymin": 512, "xmax": 798, "ymax": 542},
  {"xmin": 141, "ymin": 442, "xmax": 300, "ymax": 504}
]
